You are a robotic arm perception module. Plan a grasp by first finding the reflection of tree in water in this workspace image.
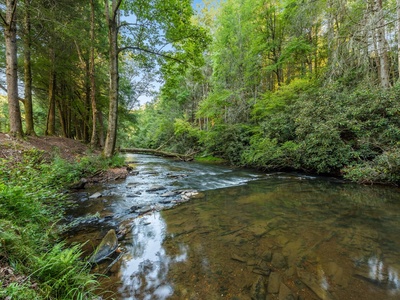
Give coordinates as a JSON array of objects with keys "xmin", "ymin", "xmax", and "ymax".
[
  {"xmin": 159, "ymin": 176, "xmax": 400, "ymax": 299},
  {"xmin": 119, "ymin": 212, "xmax": 189, "ymax": 300}
]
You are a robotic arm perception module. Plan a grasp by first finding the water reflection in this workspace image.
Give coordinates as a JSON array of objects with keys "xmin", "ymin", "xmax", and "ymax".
[
  {"xmin": 118, "ymin": 212, "xmax": 189, "ymax": 300},
  {"xmin": 65, "ymin": 155, "xmax": 400, "ymax": 300}
]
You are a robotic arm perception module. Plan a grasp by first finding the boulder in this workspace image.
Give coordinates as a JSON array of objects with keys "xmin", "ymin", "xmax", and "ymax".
[{"xmin": 89, "ymin": 229, "xmax": 118, "ymax": 264}]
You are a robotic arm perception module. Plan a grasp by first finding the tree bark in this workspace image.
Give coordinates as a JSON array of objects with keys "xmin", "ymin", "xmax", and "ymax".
[
  {"xmin": 120, "ymin": 148, "xmax": 195, "ymax": 161},
  {"xmin": 23, "ymin": 0, "xmax": 35, "ymax": 136},
  {"xmin": 3, "ymin": 0, "xmax": 23, "ymax": 137},
  {"xmin": 103, "ymin": 0, "xmax": 122, "ymax": 157},
  {"xmin": 45, "ymin": 49, "xmax": 56, "ymax": 136},
  {"xmin": 90, "ymin": 0, "xmax": 98, "ymax": 148},
  {"xmin": 374, "ymin": 0, "xmax": 391, "ymax": 88},
  {"xmin": 397, "ymin": 0, "xmax": 400, "ymax": 80}
]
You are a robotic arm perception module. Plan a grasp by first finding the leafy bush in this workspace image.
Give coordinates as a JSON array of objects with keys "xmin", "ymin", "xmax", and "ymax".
[
  {"xmin": 199, "ymin": 124, "xmax": 253, "ymax": 164},
  {"xmin": 343, "ymin": 147, "xmax": 400, "ymax": 184}
]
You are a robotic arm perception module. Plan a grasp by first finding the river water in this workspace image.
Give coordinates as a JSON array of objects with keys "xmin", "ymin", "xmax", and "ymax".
[{"xmin": 64, "ymin": 154, "xmax": 400, "ymax": 300}]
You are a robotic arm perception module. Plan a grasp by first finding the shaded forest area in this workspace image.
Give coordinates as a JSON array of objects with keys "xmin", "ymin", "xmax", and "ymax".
[{"xmin": 0, "ymin": 0, "xmax": 206, "ymax": 156}]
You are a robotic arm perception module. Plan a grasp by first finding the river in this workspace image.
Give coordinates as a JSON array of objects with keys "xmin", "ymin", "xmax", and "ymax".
[{"xmin": 64, "ymin": 154, "xmax": 400, "ymax": 300}]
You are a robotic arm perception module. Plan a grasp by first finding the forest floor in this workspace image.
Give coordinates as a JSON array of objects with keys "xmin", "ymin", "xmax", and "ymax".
[{"xmin": 0, "ymin": 133, "xmax": 128, "ymax": 182}]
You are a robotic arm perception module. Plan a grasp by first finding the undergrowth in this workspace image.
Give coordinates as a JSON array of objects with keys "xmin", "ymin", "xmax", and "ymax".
[{"xmin": 0, "ymin": 148, "xmax": 124, "ymax": 299}]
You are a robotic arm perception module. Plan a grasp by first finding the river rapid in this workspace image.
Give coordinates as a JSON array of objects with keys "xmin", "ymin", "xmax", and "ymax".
[{"xmin": 64, "ymin": 154, "xmax": 400, "ymax": 300}]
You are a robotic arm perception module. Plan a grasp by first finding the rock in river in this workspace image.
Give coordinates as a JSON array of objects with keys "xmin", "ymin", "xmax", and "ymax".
[
  {"xmin": 89, "ymin": 229, "xmax": 118, "ymax": 264},
  {"xmin": 146, "ymin": 185, "xmax": 166, "ymax": 192},
  {"xmin": 89, "ymin": 192, "xmax": 102, "ymax": 199}
]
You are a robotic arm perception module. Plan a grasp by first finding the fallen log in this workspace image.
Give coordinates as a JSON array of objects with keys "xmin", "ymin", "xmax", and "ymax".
[{"xmin": 120, "ymin": 148, "xmax": 195, "ymax": 161}]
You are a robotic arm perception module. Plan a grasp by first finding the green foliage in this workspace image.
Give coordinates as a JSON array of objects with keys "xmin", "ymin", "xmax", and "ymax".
[
  {"xmin": 252, "ymin": 78, "xmax": 315, "ymax": 121},
  {"xmin": 199, "ymin": 124, "xmax": 253, "ymax": 164},
  {"xmin": 33, "ymin": 243, "xmax": 97, "ymax": 299},
  {"xmin": 130, "ymin": 0, "xmax": 400, "ymax": 185},
  {"xmin": 241, "ymin": 135, "xmax": 300, "ymax": 170},
  {"xmin": 195, "ymin": 156, "xmax": 227, "ymax": 164},
  {"xmin": 0, "ymin": 150, "xmax": 114, "ymax": 299},
  {"xmin": 0, "ymin": 282, "xmax": 41, "ymax": 300},
  {"xmin": 343, "ymin": 147, "xmax": 400, "ymax": 184}
]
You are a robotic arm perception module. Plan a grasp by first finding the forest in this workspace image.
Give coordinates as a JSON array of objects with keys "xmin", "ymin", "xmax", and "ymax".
[
  {"xmin": 1, "ymin": 0, "xmax": 400, "ymax": 183},
  {"xmin": 1, "ymin": 1, "xmax": 400, "ymax": 298}
]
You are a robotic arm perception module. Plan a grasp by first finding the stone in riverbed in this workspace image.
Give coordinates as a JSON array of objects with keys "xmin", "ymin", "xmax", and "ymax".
[
  {"xmin": 89, "ymin": 229, "xmax": 118, "ymax": 264},
  {"xmin": 297, "ymin": 269, "xmax": 335, "ymax": 300},
  {"xmin": 267, "ymin": 272, "xmax": 281, "ymax": 294},
  {"xmin": 161, "ymin": 191, "xmax": 177, "ymax": 197},
  {"xmin": 231, "ymin": 253, "xmax": 246, "ymax": 263},
  {"xmin": 271, "ymin": 252, "xmax": 287, "ymax": 269},
  {"xmin": 89, "ymin": 192, "xmax": 102, "ymax": 199},
  {"xmin": 250, "ymin": 275, "xmax": 266, "ymax": 300},
  {"xmin": 279, "ymin": 283, "xmax": 295, "ymax": 300},
  {"xmin": 146, "ymin": 185, "xmax": 166, "ymax": 192},
  {"xmin": 136, "ymin": 206, "xmax": 153, "ymax": 215},
  {"xmin": 159, "ymin": 199, "xmax": 172, "ymax": 204},
  {"xmin": 126, "ymin": 193, "xmax": 141, "ymax": 198},
  {"xmin": 262, "ymin": 250, "xmax": 273, "ymax": 262}
]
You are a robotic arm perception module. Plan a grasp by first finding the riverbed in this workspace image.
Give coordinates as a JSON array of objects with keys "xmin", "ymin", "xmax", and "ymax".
[{"xmin": 64, "ymin": 154, "xmax": 400, "ymax": 300}]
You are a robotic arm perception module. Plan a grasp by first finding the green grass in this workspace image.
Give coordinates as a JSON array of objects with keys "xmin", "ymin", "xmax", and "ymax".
[{"xmin": 0, "ymin": 148, "xmax": 125, "ymax": 299}]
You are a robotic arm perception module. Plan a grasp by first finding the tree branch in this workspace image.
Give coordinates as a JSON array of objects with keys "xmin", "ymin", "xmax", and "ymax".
[
  {"xmin": 0, "ymin": 83, "xmax": 26, "ymax": 104},
  {"xmin": 118, "ymin": 46, "xmax": 184, "ymax": 63},
  {"xmin": 113, "ymin": 0, "xmax": 123, "ymax": 22},
  {"xmin": 0, "ymin": 13, "xmax": 7, "ymax": 26}
]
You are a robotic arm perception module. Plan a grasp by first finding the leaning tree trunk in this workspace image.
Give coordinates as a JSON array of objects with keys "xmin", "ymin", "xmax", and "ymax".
[
  {"xmin": 103, "ymin": 0, "xmax": 122, "ymax": 157},
  {"xmin": 4, "ymin": 0, "xmax": 23, "ymax": 137},
  {"xmin": 23, "ymin": 0, "xmax": 35, "ymax": 136}
]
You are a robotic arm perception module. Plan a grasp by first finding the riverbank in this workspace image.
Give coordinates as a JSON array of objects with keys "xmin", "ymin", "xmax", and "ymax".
[{"xmin": 0, "ymin": 133, "xmax": 127, "ymax": 299}]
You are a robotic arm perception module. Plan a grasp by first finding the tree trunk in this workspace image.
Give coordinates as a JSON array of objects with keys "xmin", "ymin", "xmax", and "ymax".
[
  {"xmin": 4, "ymin": 0, "xmax": 23, "ymax": 137},
  {"xmin": 46, "ymin": 50, "xmax": 56, "ymax": 136},
  {"xmin": 120, "ymin": 148, "xmax": 195, "ymax": 161},
  {"xmin": 397, "ymin": 0, "xmax": 400, "ymax": 80},
  {"xmin": 103, "ymin": 0, "xmax": 122, "ymax": 157},
  {"xmin": 374, "ymin": 0, "xmax": 391, "ymax": 88},
  {"xmin": 23, "ymin": 0, "xmax": 35, "ymax": 136},
  {"xmin": 90, "ymin": 0, "xmax": 98, "ymax": 148}
]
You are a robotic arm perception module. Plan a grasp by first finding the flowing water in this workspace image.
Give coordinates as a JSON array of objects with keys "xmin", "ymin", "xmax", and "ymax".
[{"xmin": 65, "ymin": 154, "xmax": 400, "ymax": 300}]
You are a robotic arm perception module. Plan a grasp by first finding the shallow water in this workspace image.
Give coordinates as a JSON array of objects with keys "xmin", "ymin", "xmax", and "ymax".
[{"xmin": 65, "ymin": 154, "xmax": 400, "ymax": 300}]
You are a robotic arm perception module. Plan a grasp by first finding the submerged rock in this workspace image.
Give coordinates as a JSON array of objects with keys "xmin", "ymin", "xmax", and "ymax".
[
  {"xmin": 89, "ymin": 229, "xmax": 119, "ymax": 264},
  {"xmin": 251, "ymin": 275, "xmax": 266, "ymax": 300},
  {"xmin": 271, "ymin": 252, "xmax": 287, "ymax": 269},
  {"xmin": 297, "ymin": 269, "xmax": 335, "ymax": 300},
  {"xmin": 268, "ymin": 272, "xmax": 281, "ymax": 294}
]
